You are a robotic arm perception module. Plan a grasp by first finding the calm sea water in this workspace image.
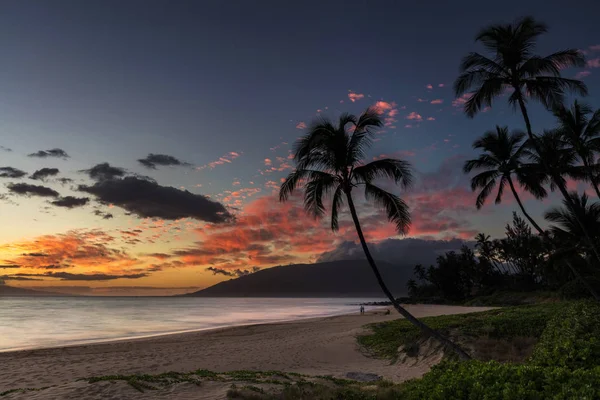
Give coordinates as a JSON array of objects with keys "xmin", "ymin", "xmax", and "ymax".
[{"xmin": 0, "ymin": 297, "xmax": 384, "ymax": 352}]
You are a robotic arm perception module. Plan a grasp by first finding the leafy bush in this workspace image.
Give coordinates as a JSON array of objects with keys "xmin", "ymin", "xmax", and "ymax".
[
  {"xmin": 530, "ymin": 301, "xmax": 600, "ymax": 369},
  {"xmin": 559, "ymin": 278, "xmax": 600, "ymax": 300},
  {"xmin": 400, "ymin": 361, "xmax": 600, "ymax": 400},
  {"xmin": 358, "ymin": 302, "xmax": 567, "ymax": 359}
]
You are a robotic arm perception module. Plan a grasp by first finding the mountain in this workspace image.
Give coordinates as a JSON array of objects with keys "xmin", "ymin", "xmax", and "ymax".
[
  {"xmin": 0, "ymin": 285, "xmax": 74, "ymax": 297},
  {"xmin": 186, "ymin": 259, "xmax": 412, "ymax": 297}
]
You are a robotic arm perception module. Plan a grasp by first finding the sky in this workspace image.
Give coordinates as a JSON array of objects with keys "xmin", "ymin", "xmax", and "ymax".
[{"xmin": 0, "ymin": 0, "xmax": 599, "ymax": 295}]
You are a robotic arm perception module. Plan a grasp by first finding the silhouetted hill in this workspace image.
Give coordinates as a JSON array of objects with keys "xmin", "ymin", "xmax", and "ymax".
[
  {"xmin": 0, "ymin": 285, "xmax": 74, "ymax": 297},
  {"xmin": 186, "ymin": 259, "xmax": 411, "ymax": 297}
]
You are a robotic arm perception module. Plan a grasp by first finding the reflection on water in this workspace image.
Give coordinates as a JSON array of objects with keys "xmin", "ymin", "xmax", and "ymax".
[{"xmin": 0, "ymin": 297, "xmax": 384, "ymax": 351}]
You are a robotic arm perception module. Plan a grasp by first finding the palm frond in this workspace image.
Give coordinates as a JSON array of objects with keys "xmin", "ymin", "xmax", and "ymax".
[
  {"xmin": 330, "ymin": 185, "xmax": 344, "ymax": 231},
  {"xmin": 475, "ymin": 177, "xmax": 496, "ymax": 209},
  {"xmin": 352, "ymin": 158, "xmax": 413, "ymax": 188},
  {"xmin": 495, "ymin": 175, "xmax": 507, "ymax": 204},
  {"xmin": 364, "ymin": 183, "xmax": 411, "ymax": 234},
  {"xmin": 279, "ymin": 169, "xmax": 338, "ymax": 202},
  {"xmin": 464, "ymin": 78, "xmax": 505, "ymax": 118},
  {"xmin": 304, "ymin": 174, "xmax": 338, "ymax": 219},
  {"xmin": 347, "ymin": 109, "xmax": 382, "ymax": 166}
]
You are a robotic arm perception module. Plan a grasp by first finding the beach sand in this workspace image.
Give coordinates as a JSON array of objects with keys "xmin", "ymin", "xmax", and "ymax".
[{"xmin": 0, "ymin": 304, "xmax": 492, "ymax": 399}]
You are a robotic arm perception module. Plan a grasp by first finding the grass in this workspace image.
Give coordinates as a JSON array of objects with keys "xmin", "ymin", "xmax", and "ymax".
[{"xmin": 357, "ymin": 302, "xmax": 568, "ymax": 360}]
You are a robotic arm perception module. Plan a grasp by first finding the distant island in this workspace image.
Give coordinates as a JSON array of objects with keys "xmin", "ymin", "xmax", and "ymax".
[
  {"xmin": 0, "ymin": 285, "xmax": 74, "ymax": 297},
  {"xmin": 186, "ymin": 259, "xmax": 411, "ymax": 297}
]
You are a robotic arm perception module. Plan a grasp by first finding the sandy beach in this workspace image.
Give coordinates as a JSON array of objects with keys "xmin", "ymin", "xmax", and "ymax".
[{"xmin": 0, "ymin": 304, "xmax": 492, "ymax": 399}]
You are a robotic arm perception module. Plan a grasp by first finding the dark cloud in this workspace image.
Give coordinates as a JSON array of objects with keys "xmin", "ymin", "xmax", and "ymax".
[
  {"xmin": 30, "ymin": 168, "xmax": 60, "ymax": 181},
  {"xmin": 138, "ymin": 154, "xmax": 191, "ymax": 169},
  {"xmin": 51, "ymin": 196, "xmax": 90, "ymax": 208},
  {"xmin": 0, "ymin": 167, "xmax": 27, "ymax": 178},
  {"xmin": 1, "ymin": 275, "xmax": 42, "ymax": 281},
  {"xmin": 57, "ymin": 178, "xmax": 74, "ymax": 185},
  {"xmin": 0, "ymin": 146, "xmax": 12, "ymax": 152},
  {"xmin": 8, "ymin": 183, "xmax": 59, "ymax": 197},
  {"xmin": 79, "ymin": 176, "xmax": 232, "ymax": 222},
  {"xmin": 15, "ymin": 272, "xmax": 148, "ymax": 281},
  {"xmin": 206, "ymin": 266, "xmax": 260, "ymax": 277},
  {"xmin": 42, "ymin": 265, "xmax": 68, "ymax": 269},
  {"xmin": 317, "ymin": 238, "xmax": 472, "ymax": 266},
  {"xmin": 22, "ymin": 253, "xmax": 47, "ymax": 257},
  {"xmin": 82, "ymin": 163, "xmax": 126, "ymax": 181},
  {"xmin": 93, "ymin": 210, "xmax": 114, "ymax": 219},
  {"xmin": 0, "ymin": 264, "xmax": 20, "ymax": 269},
  {"xmin": 28, "ymin": 148, "xmax": 70, "ymax": 159}
]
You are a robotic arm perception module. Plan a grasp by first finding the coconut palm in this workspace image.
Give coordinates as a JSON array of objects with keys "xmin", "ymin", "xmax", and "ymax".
[
  {"xmin": 553, "ymin": 101, "xmax": 600, "ymax": 197},
  {"xmin": 280, "ymin": 108, "xmax": 470, "ymax": 360},
  {"xmin": 454, "ymin": 16, "xmax": 600, "ymax": 266},
  {"xmin": 545, "ymin": 192, "xmax": 600, "ymax": 247},
  {"xmin": 464, "ymin": 126, "xmax": 547, "ymax": 233}
]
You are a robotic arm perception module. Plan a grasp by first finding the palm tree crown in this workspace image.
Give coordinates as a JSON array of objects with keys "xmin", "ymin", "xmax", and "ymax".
[
  {"xmin": 545, "ymin": 192, "xmax": 600, "ymax": 246},
  {"xmin": 280, "ymin": 108, "xmax": 413, "ymax": 233},
  {"xmin": 464, "ymin": 126, "xmax": 546, "ymax": 209},
  {"xmin": 454, "ymin": 16, "xmax": 587, "ymax": 118},
  {"xmin": 553, "ymin": 101, "xmax": 600, "ymax": 196}
]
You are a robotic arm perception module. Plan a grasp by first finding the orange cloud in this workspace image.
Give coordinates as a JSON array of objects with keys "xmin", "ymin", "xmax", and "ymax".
[
  {"xmin": 430, "ymin": 99, "xmax": 443, "ymax": 104},
  {"xmin": 264, "ymin": 158, "xmax": 272, "ymax": 166},
  {"xmin": 196, "ymin": 151, "xmax": 242, "ymax": 170},
  {"xmin": 406, "ymin": 112, "xmax": 423, "ymax": 121},
  {"xmin": 427, "ymin": 117, "xmax": 435, "ymax": 121},
  {"xmin": 296, "ymin": 122, "xmax": 307, "ymax": 129},
  {"xmin": 348, "ymin": 92, "xmax": 365, "ymax": 102},
  {"xmin": 452, "ymin": 93, "xmax": 472, "ymax": 108}
]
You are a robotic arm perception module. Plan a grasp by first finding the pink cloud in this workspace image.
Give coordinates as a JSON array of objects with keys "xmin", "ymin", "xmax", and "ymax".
[
  {"xmin": 425, "ymin": 84, "xmax": 433, "ymax": 90},
  {"xmin": 196, "ymin": 151, "xmax": 242, "ymax": 170},
  {"xmin": 404, "ymin": 124, "xmax": 413, "ymax": 128},
  {"xmin": 438, "ymin": 83, "xmax": 445, "ymax": 87},
  {"xmin": 264, "ymin": 158, "xmax": 272, "ymax": 166},
  {"xmin": 417, "ymin": 98, "xmax": 428, "ymax": 102},
  {"xmin": 370, "ymin": 101, "xmax": 395, "ymax": 115},
  {"xmin": 587, "ymin": 58, "xmax": 600, "ymax": 68},
  {"xmin": 406, "ymin": 112, "xmax": 423, "ymax": 121},
  {"xmin": 452, "ymin": 93, "xmax": 472, "ymax": 108},
  {"xmin": 388, "ymin": 109, "xmax": 399, "ymax": 117},
  {"xmin": 427, "ymin": 117, "xmax": 435, "ymax": 121},
  {"xmin": 348, "ymin": 92, "xmax": 365, "ymax": 102},
  {"xmin": 590, "ymin": 45, "xmax": 600, "ymax": 52},
  {"xmin": 295, "ymin": 122, "xmax": 307, "ymax": 129},
  {"xmin": 430, "ymin": 99, "xmax": 443, "ymax": 104},
  {"xmin": 576, "ymin": 70, "xmax": 592, "ymax": 79}
]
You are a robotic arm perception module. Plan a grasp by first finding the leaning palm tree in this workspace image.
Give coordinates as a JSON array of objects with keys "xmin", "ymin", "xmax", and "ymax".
[
  {"xmin": 553, "ymin": 101, "xmax": 600, "ymax": 197},
  {"xmin": 464, "ymin": 126, "xmax": 547, "ymax": 233},
  {"xmin": 280, "ymin": 108, "xmax": 470, "ymax": 360},
  {"xmin": 454, "ymin": 16, "xmax": 600, "ymax": 265}
]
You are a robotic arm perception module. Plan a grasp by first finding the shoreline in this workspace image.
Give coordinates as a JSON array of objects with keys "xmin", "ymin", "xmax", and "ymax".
[
  {"xmin": 0, "ymin": 307, "xmax": 385, "ymax": 354},
  {"xmin": 0, "ymin": 304, "xmax": 493, "ymax": 398}
]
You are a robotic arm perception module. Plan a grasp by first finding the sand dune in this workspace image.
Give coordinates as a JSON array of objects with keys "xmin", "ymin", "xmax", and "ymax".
[{"xmin": 0, "ymin": 304, "xmax": 492, "ymax": 399}]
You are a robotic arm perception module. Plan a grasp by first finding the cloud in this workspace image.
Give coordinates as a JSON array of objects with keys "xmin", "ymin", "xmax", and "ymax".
[
  {"xmin": 207, "ymin": 266, "xmax": 261, "ymax": 277},
  {"xmin": 51, "ymin": 196, "xmax": 90, "ymax": 208},
  {"xmin": 264, "ymin": 158, "xmax": 272, "ymax": 166},
  {"xmin": 452, "ymin": 93, "xmax": 472, "ymax": 108},
  {"xmin": 0, "ymin": 264, "xmax": 20, "ymax": 269},
  {"xmin": 430, "ymin": 99, "xmax": 444, "ymax": 104},
  {"xmin": 30, "ymin": 168, "xmax": 60, "ymax": 181},
  {"xmin": 8, "ymin": 183, "xmax": 59, "ymax": 197},
  {"xmin": 370, "ymin": 101, "xmax": 394, "ymax": 115},
  {"xmin": 576, "ymin": 70, "xmax": 592, "ymax": 79},
  {"xmin": 438, "ymin": 84, "xmax": 445, "ymax": 87},
  {"xmin": 406, "ymin": 112, "xmax": 423, "ymax": 121},
  {"xmin": 15, "ymin": 272, "xmax": 148, "ymax": 281},
  {"xmin": 427, "ymin": 117, "xmax": 435, "ymax": 121},
  {"xmin": 348, "ymin": 92, "xmax": 365, "ymax": 102},
  {"xmin": 0, "ymin": 146, "xmax": 12, "ymax": 152},
  {"xmin": 82, "ymin": 163, "xmax": 127, "ymax": 181},
  {"xmin": 317, "ymin": 238, "xmax": 470, "ymax": 266},
  {"xmin": 0, "ymin": 167, "xmax": 27, "ymax": 178},
  {"xmin": 79, "ymin": 176, "xmax": 232, "ymax": 222},
  {"xmin": 28, "ymin": 148, "xmax": 70, "ymax": 159},
  {"xmin": 425, "ymin": 84, "xmax": 433, "ymax": 90},
  {"xmin": 295, "ymin": 122, "xmax": 307, "ymax": 129},
  {"xmin": 196, "ymin": 151, "xmax": 242, "ymax": 170},
  {"xmin": 1, "ymin": 275, "xmax": 42, "ymax": 281},
  {"xmin": 93, "ymin": 209, "xmax": 113, "ymax": 219},
  {"xmin": 137, "ymin": 154, "xmax": 191, "ymax": 169},
  {"xmin": 57, "ymin": 178, "xmax": 74, "ymax": 185},
  {"xmin": 587, "ymin": 58, "xmax": 600, "ymax": 68}
]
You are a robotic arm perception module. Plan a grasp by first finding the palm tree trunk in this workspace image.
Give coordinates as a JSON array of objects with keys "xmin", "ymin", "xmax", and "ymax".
[
  {"xmin": 507, "ymin": 177, "xmax": 544, "ymax": 233},
  {"xmin": 582, "ymin": 158, "xmax": 600, "ymax": 198},
  {"xmin": 344, "ymin": 191, "xmax": 471, "ymax": 360},
  {"xmin": 517, "ymin": 96, "xmax": 600, "ymax": 284}
]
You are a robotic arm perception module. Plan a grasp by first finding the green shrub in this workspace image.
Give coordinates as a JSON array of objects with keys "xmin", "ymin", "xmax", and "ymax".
[
  {"xmin": 358, "ymin": 302, "xmax": 567, "ymax": 359},
  {"xmin": 400, "ymin": 361, "xmax": 600, "ymax": 400},
  {"xmin": 530, "ymin": 301, "xmax": 600, "ymax": 369}
]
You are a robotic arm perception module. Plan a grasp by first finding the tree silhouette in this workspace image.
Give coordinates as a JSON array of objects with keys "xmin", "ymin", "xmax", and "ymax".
[
  {"xmin": 280, "ymin": 108, "xmax": 470, "ymax": 359},
  {"xmin": 464, "ymin": 126, "xmax": 546, "ymax": 233},
  {"xmin": 553, "ymin": 101, "xmax": 600, "ymax": 197}
]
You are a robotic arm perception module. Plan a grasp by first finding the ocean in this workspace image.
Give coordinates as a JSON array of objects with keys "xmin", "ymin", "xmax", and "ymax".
[{"xmin": 0, "ymin": 297, "xmax": 385, "ymax": 352}]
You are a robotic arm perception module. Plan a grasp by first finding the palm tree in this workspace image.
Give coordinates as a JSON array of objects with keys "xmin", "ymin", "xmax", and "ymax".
[
  {"xmin": 475, "ymin": 233, "xmax": 506, "ymax": 274},
  {"xmin": 553, "ymin": 101, "xmax": 600, "ymax": 197},
  {"xmin": 280, "ymin": 108, "xmax": 471, "ymax": 360},
  {"xmin": 454, "ymin": 16, "xmax": 600, "ymax": 266},
  {"xmin": 464, "ymin": 126, "xmax": 547, "ymax": 233}
]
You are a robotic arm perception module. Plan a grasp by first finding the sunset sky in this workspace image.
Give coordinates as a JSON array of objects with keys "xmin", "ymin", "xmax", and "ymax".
[{"xmin": 1, "ymin": 0, "xmax": 599, "ymax": 295}]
